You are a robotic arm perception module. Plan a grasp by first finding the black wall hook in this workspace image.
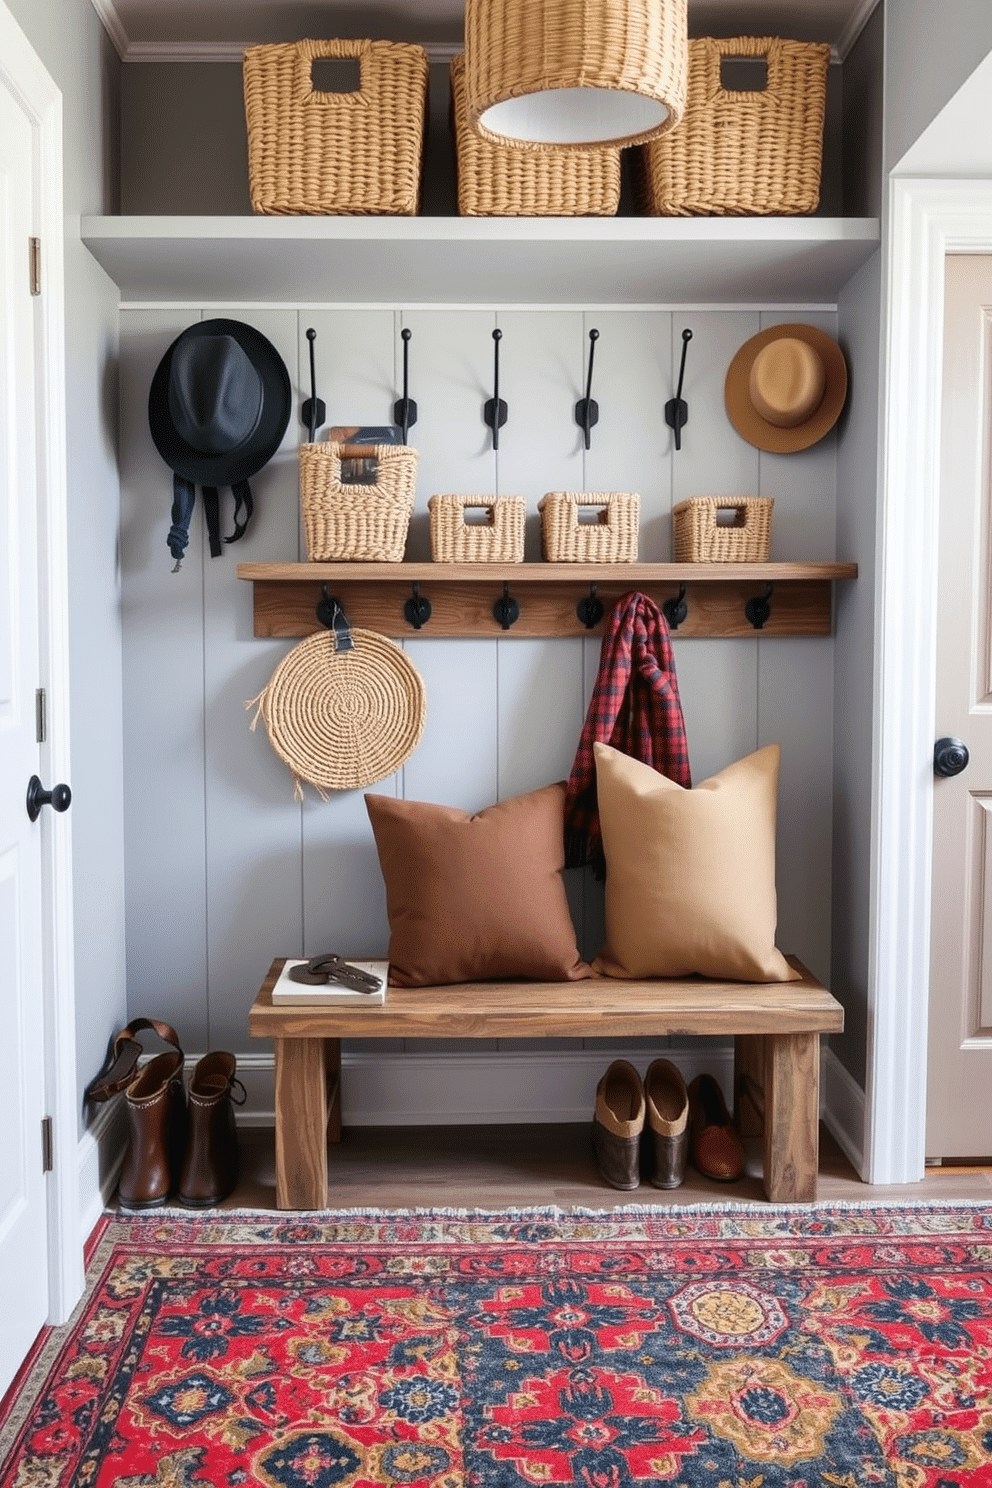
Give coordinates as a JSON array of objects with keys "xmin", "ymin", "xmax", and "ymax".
[
  {"xmin": 662, "ymin": 584, "xmax": 688, "ymax": 630},
  {"xmin": 301, "ymin": 327, "xmax": 326, "ymax": 443},
  {"xmin": 665, "ymin": 328, "xmax": 693, "ymax": 451},
  {"xmin": 392, "ymin": 327, "xmax": 418, "ymax": 444},
  {"xmin": 483, "ymin": 328, "xmax": 508, "ymax": 450},
  {"xmin": 316, "ymin": 585, "xmax": 354, "ymax": 651},
  {"xmin": 744, "ymin": 583, "xmax": 774, "ymax": 630},
  {"xmin": 493, "ymin": 581, "xmax": 519, "ymax": 630},
  {"xmin": 576, "ymin": 584, "xmax": 604, "ymax": 629},
  {"xmin": 403, "ymin": 581, "xmax": 432, "ymax": 631},
  {"xmin": 575, "ymin": 328, "xmax": 600, "ymax": 449}
]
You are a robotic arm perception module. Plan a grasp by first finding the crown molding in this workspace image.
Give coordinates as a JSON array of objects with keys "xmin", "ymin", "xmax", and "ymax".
[
  {"xmin": 88, "ymin": 0, "xmax": 128, "ymax": 57},
  {"xmin": 834, "ymin": 0, "xmax": 881, "ymax": 61},
  {"xmin": 124, "ymin": 40, "xmax": 460, "ymax": 62}
]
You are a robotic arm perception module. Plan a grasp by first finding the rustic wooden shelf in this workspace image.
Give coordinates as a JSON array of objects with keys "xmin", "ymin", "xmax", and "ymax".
[{"xmin": 237, "ymin": 561, "xmax": 858, "ymax": 639}]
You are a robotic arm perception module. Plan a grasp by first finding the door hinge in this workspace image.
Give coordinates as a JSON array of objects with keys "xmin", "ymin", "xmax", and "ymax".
[
  {"xmin": 41, "ymin": 1116, "xmax": 53, "ymax": 1173},
  {"xmin": 36, "ymin": 687, "xmax": 46, "ymax": 743},
  {"xmin": 29, "ymin": 237, "xmax": 41, "ymax": 296}
]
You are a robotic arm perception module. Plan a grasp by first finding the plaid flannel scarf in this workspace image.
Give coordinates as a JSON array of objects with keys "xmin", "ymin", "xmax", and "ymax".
[{"xmin": 564, "ymin": 590, "xmax": 691, "ymax": 872}]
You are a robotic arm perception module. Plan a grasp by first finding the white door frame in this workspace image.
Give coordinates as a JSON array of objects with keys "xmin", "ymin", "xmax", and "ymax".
[
  {"xmin": 866, "ymin": 176, "xmax": 992, "ymax": 1184},
  {"xmin": 1, "ymin": 1, "xmax": 81, "ymax": 1321}
]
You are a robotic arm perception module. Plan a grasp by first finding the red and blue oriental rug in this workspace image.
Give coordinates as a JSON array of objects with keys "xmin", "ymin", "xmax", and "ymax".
[{"xmin": 2, "ymin": 1203, "xmax": 992, "ymax": 1486}]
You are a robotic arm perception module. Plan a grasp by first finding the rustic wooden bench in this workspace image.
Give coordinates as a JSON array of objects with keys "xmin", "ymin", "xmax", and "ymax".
[{"xmin": 248, "ymin": 955, "xmax": 844, "ymax": 1210}]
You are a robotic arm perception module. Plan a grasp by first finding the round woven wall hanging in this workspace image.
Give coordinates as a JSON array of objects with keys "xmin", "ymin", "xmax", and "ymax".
[{"xmin": 249, "ymin": 626, "xmax": 426, "ymax": 796}]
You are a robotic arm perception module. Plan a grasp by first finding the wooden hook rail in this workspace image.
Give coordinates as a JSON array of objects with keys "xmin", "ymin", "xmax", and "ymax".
[{"xmin": 237, "ymin": 561, "xmax": 857, "ymax": 640}]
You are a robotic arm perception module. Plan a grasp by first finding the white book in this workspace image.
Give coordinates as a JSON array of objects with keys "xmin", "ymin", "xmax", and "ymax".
[{"xmin": 271, "ymin": 958, "xmax": 388, "ymax": 1006}]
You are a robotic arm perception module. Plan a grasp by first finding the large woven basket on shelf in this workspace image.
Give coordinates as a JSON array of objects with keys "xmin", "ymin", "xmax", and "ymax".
[
  {"xmin": 429, "ymin": 495, "xmax": 526, "ymax": 563},
  {"xmin": 449, "ymin": 54, "xmax": 621, "ymax": 218},
  {"xmin": 299, "ymin": 443, "xmax": 418, "ymax": 562},
  {"xmin": 673, "ymin": 496, "xmax": 773, "ymax": 562},
  {"xmin": 636, "ymin": 37, "xmax": 830, "ymax": 216},
  {"xmin": 538, "ymin": 492, "xmax": 639, "ymax": 563},
  {"xmin": 243, "ymin": 39, "xmax": 429, "ymax": 215}
]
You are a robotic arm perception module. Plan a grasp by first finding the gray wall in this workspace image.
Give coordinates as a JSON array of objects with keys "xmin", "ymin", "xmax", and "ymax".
[
  {"xmin": 884, "ymin": 0, "xmax": 992, "ymax": 171},
  {"xmin": 4, "ymin": 0, "xmax": 127, "ymax": 1133}
]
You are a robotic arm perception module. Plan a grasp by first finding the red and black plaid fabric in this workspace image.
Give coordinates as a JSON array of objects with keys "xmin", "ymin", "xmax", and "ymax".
[{"xmin": 564, "ymin": 590, "xmax": 691, "ymax": 871}]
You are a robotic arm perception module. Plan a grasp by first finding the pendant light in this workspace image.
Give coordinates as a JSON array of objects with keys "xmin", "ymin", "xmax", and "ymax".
[{"xmin": 463, "ymin": 0, "xmax": 688, "ymax": 151}]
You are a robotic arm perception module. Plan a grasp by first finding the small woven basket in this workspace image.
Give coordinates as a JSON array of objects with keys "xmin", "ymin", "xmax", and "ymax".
[
  {"xmin": 636, "ymin": 37, "xmax": 830, "ymax": 216},
  {"xmin": 300, "ymin": 443, "xmax": 418, "ymax": 562},
  {"xmin": 449, "ymin": 54, "xmax": 621, "ymax": 218},
  {"xmin": 429, "ymin": 495, "xmax": 526, "ymax": 563},
  {"xmin": 243, "ymin": 38, "xmax": 429, "ymax": 215},
  {"xmin": 673, "ymin": 497, "xmax": 773, "ymax": 562},
  {"xmin": 538, "ymin": 492, "xmax": 639, "ymax": 563}
]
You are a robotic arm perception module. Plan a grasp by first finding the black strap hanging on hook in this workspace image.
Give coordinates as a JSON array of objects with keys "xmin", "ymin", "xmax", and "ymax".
[
  {"xmin": 483, "ymin": 328, "xmax": 508, "ymax": 450},
  {"xmin": 392, "ymin": 327, "xmax": 418, "ymax": 444},
  {"xmin": 575, "ymin": 328, "xmax": 600, "ymax": 450},
  {"xmin": 301, "ymin": 328, "xmax": 326, "ymax": 444},
  {"xmin": 316, "ymin": 585, "xmax": 354, "ymax": 651},
  {"xmin": 493, "ymin": 581, "xmax": 519, "ymax": 630},
  {"xmin": 664, "ymin": 328, "xmax": 693, "ymax": 451}
]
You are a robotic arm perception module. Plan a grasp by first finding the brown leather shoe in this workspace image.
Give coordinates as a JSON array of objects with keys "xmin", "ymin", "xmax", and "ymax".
[
  {"xmin": 86, "ymin": 1019, "xmax": 186, "ymax": 1210},
  {"xmin": 644, "ymin": 1059, "xmax": 689, "ymax": 1188},
  {"xmin": 592, "ymin": 1059, "xmax": 645, "ymax": 1190},
  {"xmin": 688, "ymin": 1072, "xmax": 745, "ymax": 1182},
  {"xmin": 178, "ymin": 1052, "xmax": 246, "ymax": 1207}
]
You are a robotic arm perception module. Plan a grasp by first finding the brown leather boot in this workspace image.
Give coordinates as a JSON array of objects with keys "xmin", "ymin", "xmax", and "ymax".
[
  {"xmin": 591, "ymin": 1059, "xmax": 645, "ymax": 1190},
  {"xmin": 86, "ymin": 1018, "xmax": 186, "ymax": 1210},
  {"xmin": 178, "ymin": 1052, "xmax": 246, "ymax": 1207}
]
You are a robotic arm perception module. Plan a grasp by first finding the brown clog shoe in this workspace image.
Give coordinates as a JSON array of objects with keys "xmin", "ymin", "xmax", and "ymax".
[
  {"xmin": 644, "ymin": 1059, "xmax": 689, "ymax": 1189},
  {"xmin": 592, "ymin": 1059, "xmax": 645, "ymax": 1190},
  {"xmin": 688, "ymin": 1072, "xmax": 745, "ymax": 1182}
]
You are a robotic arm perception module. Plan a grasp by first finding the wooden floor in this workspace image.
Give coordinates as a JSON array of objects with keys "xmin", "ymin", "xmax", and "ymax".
[{"xmin": 217, "ymin": 1123, "xmax": 992, "ymax": 1213}]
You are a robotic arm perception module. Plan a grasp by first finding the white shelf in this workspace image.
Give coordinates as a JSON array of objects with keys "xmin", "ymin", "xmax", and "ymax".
[{"xmin": 81, "ymin": 215, "xmax": 880, "ymax": 305}]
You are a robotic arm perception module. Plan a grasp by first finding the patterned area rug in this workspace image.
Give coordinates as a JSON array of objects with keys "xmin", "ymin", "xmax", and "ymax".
[{"xmin": 2, "ymin": 1204, "xmax": 992, "ymax": 1487}]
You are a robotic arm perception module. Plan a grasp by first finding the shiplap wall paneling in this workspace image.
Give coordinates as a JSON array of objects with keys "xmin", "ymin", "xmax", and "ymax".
[
  {"xmin": 582, "ymin": 310, "xmax": 674, "ymax": 560},
  {"xmin": 297, "ymin": 311, "xmax": 401, "ymax": 973},
  {"xmin": 120, "ymin": 311, "xmax": 213, "ymax": 1048},
  {"xmin": 202, "ymin": 309, "xmax": 303, "ymax": 1051}
]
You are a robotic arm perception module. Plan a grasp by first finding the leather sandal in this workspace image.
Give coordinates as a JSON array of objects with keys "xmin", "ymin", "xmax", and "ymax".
[
  {"xmin": 289, "ymin": 954, "xmax": 383, "ymax": 993},
  {"xmin": 87, "ymin": 1019, "xmax": 186, "ymax": 1210}
]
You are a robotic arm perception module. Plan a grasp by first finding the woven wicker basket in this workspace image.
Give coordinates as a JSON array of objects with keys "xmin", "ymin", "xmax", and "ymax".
[
  {"xmin": 637, "ymin": 37, "xmax": 829, "ymax": 216},
  {"xmin": 429, "ymin": 495, "xmax": 526, "ymax": 563},
  {"xmin": 538, "ymin": 492, "xmax": 639, "ymax": 563},
  {"xmin": 300, "ymin": 443, "xmax": 418, "ymax": 562},
  {"xmin": 449, "ymin": 54, "xmax": 621, "ymax": 218},
  {"xmin": 673, "ymin": 497, "xmax": 773, "ymax": 562},
  {"xmin": 243, "ymin": 39, "xmax": 429, "ymax": 215}
]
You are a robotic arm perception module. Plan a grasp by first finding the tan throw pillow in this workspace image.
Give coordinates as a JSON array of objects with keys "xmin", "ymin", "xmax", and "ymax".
[
  {"xmin": 365, "ymin": 783, "xmax": 592, "ymax": 987},
  {"xmin": 592, "ymin": 742, "xmax": 798, "ymax": 983}
]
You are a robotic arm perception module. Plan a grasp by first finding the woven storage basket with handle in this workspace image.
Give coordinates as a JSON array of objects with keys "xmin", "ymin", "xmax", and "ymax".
[
  {"xmin": 673, "ymin": 497, "xmax": 773, "ymax": 562},
  {"xmin": 429, "ymin": 495, "xmax": 526, "ymax": 563},
  {"xmin": 538, "ymin": 492, "xmax": 639, "ymax": 563},
  {"xmin": 448, "ymin": 54, "xmax": 621, "ymax": 218},
  {"xmin": 243, "ymin": 39, "xmax": 429, "ymax": 215},
  {"xmin": 637, "ymin": 37, "xmax": 829, "ymax": 216},
  {"xmin": 300, "ymin": 442, "xmax": 418, "ymax": 562}
]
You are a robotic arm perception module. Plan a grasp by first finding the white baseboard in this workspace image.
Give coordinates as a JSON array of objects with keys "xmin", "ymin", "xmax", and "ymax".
[
  {"xmin": 77, "ymin": 1097, "xmax": 127, "ymax": 1240},
  {"xmin": 820, "ymin": 1046, "xmax": 866, "ymax": 1178},
  {"xmin": 234, "ymin": 1046, "xmax": 735, "ymax": 1128}
]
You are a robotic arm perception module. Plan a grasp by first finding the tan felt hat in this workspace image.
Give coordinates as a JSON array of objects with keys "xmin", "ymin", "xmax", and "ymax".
[
  {"xmin": 725, "ymin": 323, "xmax": 848, "ymax": 453},
  {"xmin": 249, "ymin": 627, "xmax": 426, "ymax": 797}
]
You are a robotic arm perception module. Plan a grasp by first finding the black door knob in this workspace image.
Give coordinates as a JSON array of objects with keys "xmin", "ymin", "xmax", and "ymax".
[
  {"xmin": 933, "ymin": 737, "xmax": 970, "ymax": 778},
  {"xmin": 26, "ymin": 775, "xmax": 72, "ymax": 822}
]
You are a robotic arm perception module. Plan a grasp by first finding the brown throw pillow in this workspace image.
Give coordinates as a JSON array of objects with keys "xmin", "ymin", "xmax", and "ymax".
[
  {"xmin": 365, "ymin": 783, "xmax": 592, "ymax": 987},
  {"xmin": 592, "ymin": 742, "xmax": 799, "ymax": 983}
]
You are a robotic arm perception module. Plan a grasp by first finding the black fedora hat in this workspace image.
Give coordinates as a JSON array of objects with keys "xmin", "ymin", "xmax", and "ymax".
[{"xmin": 148, "ymin": 318, "xmax": 291, "ymax": 568}]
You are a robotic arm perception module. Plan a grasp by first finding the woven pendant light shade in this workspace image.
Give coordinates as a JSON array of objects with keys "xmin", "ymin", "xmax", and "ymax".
[{"xmin": 464, "ymin": 0, "xmax": 688, "ymax": 150}]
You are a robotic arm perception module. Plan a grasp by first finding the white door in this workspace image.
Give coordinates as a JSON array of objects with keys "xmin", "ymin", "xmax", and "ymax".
[
  {"xmin": 927, "ymin": 253, "xmax": 992, "ymax": 1161},
  {"xmin": 0, "ymin": 61, "xmax": 52, "ymax": 1393}
]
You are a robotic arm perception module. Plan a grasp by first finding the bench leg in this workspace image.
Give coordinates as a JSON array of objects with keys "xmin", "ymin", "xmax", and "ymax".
[
  {"xmin": 763, "ymin": 1032, "xmax": 820, "ymax": 1203},
  {"xmin": 273, "ymin": 1036, "xmax": 340, "ymax": 1209}
]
